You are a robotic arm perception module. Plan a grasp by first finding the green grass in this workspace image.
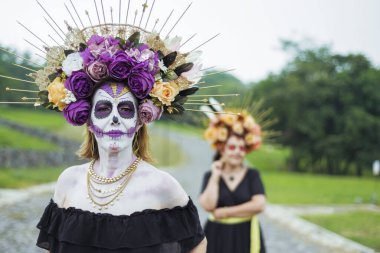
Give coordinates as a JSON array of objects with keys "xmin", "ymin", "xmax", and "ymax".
[
  {"xmin": 150, "ymin": 133, "xmax": 186, "ymax": 168},
  {"xmin": 155, "ymin": 120, "xmax": 203, "ymax": 137},
  {"xmin": 303, "ymin": 211, "xmax": 380, "ymax": 251},
  {"xmin": 0, "ymin": 107, "xmax": 66, "ymax": 131},
  {"xmin": 0, "ymin": 125, "xmax": 59, "ymax": 151},
  {"xmin": 247, "ymin": 144, "xmax": 290, "ymax": 172},
  {"xmin": 0, "ymin": 167, "xmax": 64, "ymax": 188},
  {"xmin": 261, "ymin": 171, "xmax": 380, "ymax": 205}
]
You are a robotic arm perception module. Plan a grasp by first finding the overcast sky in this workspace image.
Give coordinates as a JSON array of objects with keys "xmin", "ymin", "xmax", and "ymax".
[{"xmin": 0, "ymin": 0, "xmax": 379, "ymax": 83}]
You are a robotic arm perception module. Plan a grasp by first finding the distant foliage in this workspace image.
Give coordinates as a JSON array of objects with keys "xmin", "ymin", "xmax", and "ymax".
[{"xmin": 251, "ymin": 41, "xmax": 380, "ymax": 176}]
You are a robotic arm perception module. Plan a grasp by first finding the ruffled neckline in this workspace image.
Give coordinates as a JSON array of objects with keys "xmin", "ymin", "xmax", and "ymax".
[{"xmin": 49, "ymin": 197, "xmax": 194, "ymax": 218}]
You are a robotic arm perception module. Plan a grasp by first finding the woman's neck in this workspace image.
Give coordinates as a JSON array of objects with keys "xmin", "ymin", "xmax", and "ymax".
[
  {"xmin": 96, "ymin": 145, "xmax": 136, "ymax": 178},
  {"xmin": 223, "ymin": 162, "xmax": 244, "ymax": 173}
]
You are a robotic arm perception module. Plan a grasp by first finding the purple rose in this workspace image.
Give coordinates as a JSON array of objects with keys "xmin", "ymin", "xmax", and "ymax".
[
  {"xmin": 138, "ymin": 99, "xmax": 163, "ymax": 124},
  {"xmin": 105, "ymin": 36, "xmax": 120, "ymax": 47},
  {"xmin": 86, "ymin": 61, "xmax": 109, "ymax": 82},
  {"xmin": 80, "ymin": 48, "xmax": 96, "ymax": 66},
  {"xmin": 108, "ymin": 51, "xmax": 136, "ymax": 81},
  {"xmin": 63, "ymin": 99, "xmax": 90, "ymax": 126},
  {"xmin": 127, "ymin": 62, "xmax": 155, "ymax": 99},
  {"xmin": 65, "ymin": 70, "xmax": 95, "ymax": 98},
  {"xmin": 87, "ymin": 35, "xmax": 105, "ymax": 46}
]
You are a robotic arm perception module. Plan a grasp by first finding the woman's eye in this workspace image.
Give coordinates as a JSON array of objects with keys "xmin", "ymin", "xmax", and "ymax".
[
  {"xmin": 120, "ymin": 106, "xmax": 131, "ymax": 111},
  {"xmin": 97, "ymin": 107, "xmax": 110, "ymax": 112}
]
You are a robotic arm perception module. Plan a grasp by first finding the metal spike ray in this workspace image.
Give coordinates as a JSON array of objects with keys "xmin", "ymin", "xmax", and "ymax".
[
  {"xmin": 93, "ymin": 0, "xmax": 101, "ymax": 25},
  {"xmin": 86, "ymin": 10, "xmax": 94, "ymax": 27},
  {"xmin": 199, "ymin": 84, "xmax": 223, "ymax": 89},
  {"xmin": 133, "ymin": 10, "xmax": 138, "ymax": 26},
  {"xmin": 36, "ymin": 0, "xmax": 66, "ymax": 35},
  {"xmin": 0, "ymin": 102, "xmax": 40, "ymax": 105},
  {"xmin": 152, "ymin": 19, "xmax": 159, "ymax": 32},
  {"xmin": 0, "ymin": 75, "xmax": 37, "ymax": 84},
  {"xmin": 188, "ymin": 94, "xmax": 239, "ymax": 97},
  {"xmin": 23, "ymin": 39, "xmax": 46, "ymax": 54},
  {"xmin": 44, "ymin": 17, "xmax": 65, "ymax": 42},
  {"xmin": 100, "ymin": 0, "xmax": 106, "ymax": 24},
  {"xmin": 180, "ymin": 33, "xmax": 197, "ymax": 48},
  {"xmin": 201, "ymin": 66, "xmax": 216, "ymax": 71},
  {"xmin": 158, "ymin": 9, "xmax": 174, "ymax": 35},
  {"xmin": 17, "ymin": 21, "xmax": 49, "ymax": 47},
  {"xmin": 0, "ymin": 47, "xmax": 42, "ymax": 67},
  {"xmin": 12, "ymin": 64, "xmax": 37, "ymax": 72},
  {"xmin": 6, "ymin": 87, "xmax": 39, "ymax": 93},
  {"xmin": 69, "ymin": 0, "xmax": 85, "ymax": 28},
  {"xmin": 119, "ymin": 0, "xmax": 121, "ymax": 23},
  {"xmin": 35, "ymin": 53, "xmax": 48, "ymax": 61},
  {"xmin": 144, "ymin": 0, "xmax": 156, "ymax": 29},
  {"xmin": 110, "ymin": 7, "xmax": 114, "ymax": 24},
  {"xmin": 165, "ymin": 3, "xmax": 192, "ymax": 38},
  {"xmin": 199, "ymin": 69, "xmax": 236, "ymax": 78},
  {"xmin": 64, "ymin": 3, "xmax": 79, "ymax": 29},
  {"xmin": 125, "ymin": 0, "xmax": 131, "ymax": 24},
  {"xmin": 48, "ymin": 35, "xmax": 64, "ymax": 48},
  {"xmin": 190, "ymin": 33, "xmax": 220, "ymax": 52},
  {"xmin": 184, "ymin": 108, "xmax": 240, "ymax": 116},
  {"xmin": 139, "ymin": 0, "xmax": 148, "ymax": 27}
]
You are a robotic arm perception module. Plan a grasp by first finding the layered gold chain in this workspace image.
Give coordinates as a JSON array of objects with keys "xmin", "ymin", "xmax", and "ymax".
[{"xmin": 87, "ymin": 157, "xmax": 141, "ymax": 211}]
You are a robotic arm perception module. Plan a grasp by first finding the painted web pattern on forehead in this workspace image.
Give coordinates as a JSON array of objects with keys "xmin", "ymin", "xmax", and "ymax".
[{"xmin": 99, "ymin": 83, "xmax": 130, "ymax": 98}]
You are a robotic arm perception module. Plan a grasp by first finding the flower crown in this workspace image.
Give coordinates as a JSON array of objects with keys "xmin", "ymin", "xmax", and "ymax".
[
  {"xmin": 204, "ymin": 109, "xmax": 262, "ymax": 153},
  {"xmin": 0, "ymin": 1, "xmax": 229, "ymax": 126}
]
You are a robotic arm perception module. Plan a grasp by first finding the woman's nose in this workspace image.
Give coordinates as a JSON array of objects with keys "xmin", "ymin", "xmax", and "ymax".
[{"xmin": 112, "ymin": 116, "xmax": 120, "ymax": 125}]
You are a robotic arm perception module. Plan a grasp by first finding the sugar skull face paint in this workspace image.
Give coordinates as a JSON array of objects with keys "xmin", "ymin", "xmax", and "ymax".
[{"xmin": 89, "ymin": 82, "xmax": 139, "ymax": 153}]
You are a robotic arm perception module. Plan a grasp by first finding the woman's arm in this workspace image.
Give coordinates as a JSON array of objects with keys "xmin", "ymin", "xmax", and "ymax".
[
  {"xmin": 189, "ymin": 238, "xmax": 207, "ymax": 253},
  {"xmin": 199, "ymin": 161, "xmax": 223, "ymax": 211},
  {"xmin": 213, "ymin": 194, "xmax": 266, "ymax": 218}
]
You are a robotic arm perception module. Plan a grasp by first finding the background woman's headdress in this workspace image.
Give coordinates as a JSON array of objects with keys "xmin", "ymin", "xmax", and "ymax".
[{"xmin": 0, "ymin": 0, "xmax": 239, "ymax": 126}]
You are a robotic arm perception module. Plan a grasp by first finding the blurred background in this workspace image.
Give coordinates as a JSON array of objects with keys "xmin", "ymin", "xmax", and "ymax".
[{"xmin": 0, "ymin": 0, "xmax": 379, "ymax": 252}]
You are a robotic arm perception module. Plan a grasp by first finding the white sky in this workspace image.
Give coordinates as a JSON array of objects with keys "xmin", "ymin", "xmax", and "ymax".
[{"xmin": 0, "ymin": 0, "xmax": 379, "ymax": 83}]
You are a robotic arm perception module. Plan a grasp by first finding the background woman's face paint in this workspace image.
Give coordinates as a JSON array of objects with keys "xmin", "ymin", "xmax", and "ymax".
[{"xmin": 90, "ymin": 83, "xmax": 139, "ymax": 153}]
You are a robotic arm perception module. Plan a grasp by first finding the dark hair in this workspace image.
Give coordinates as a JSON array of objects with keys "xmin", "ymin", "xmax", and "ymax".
[{"xmin": 213, "ymin": 151, "xmax": 221, "ymax": 161}]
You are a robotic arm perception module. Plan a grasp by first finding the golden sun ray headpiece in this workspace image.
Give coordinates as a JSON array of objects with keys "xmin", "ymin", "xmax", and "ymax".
[
  {"xmin": 0, "ymin": 0, "xmax": 239, "ymax": 126},
  {"xmin": 200, "ymin": 97, "xmax": 278, "ymax": 153}
]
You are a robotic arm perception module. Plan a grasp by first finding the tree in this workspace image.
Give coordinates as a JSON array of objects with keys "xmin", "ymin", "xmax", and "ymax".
[{"xmin": 251, "ymin": 41, "xmax": 380, "ymax": 176}]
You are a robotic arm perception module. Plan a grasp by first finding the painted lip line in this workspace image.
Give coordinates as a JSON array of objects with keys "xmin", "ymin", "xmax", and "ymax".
[{"xmin": 105, "ymin": 130, "xmax": 127, "ymax": 138}]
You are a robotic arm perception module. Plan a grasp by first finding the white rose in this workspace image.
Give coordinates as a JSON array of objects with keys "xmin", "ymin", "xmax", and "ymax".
[
  {"xmin": 62, "ymin": 52, "xmax": 84, "ymax": 76},
  {"xmin": 163, "ymin": 36, "xmax": 182, "ymax": 52}
]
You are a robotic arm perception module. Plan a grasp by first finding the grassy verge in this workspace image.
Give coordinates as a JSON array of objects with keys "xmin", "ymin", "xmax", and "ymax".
[
  {"xmin": 0, "ymin": 125, "xmax": 60, "ymax": 151},
  {"xmin": 150, "ymin": 132, "xmax": 186, "ymax": 168},
  {"xmin": 0, "ymin": 167, "xmax": 64, "ymax": 188},
  {"xmin": 0, "ymin": 107, "xmax": 66, "ymax": 130},
  {"xmin": 246, "ymin": 144, "xmax": 290, "ymax": 172},
  {"xmin": 261, "ymin": 171, "xmax": 380, "ymax": 205},
  {"xmin": 302, "ymin": 211, "xmax": 380, "ymax": 251}
]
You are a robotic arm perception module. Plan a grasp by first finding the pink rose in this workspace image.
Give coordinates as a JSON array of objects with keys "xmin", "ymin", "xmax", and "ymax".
[
  {"xmin": 138, "ymin": 99, "xmax": 163, "ymax": 124},
  {"xmin": 87, "ymin": 61, "xmax": 109, "ymax": 82}
]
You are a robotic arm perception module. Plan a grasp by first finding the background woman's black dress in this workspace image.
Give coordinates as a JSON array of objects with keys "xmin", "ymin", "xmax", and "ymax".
[{"xmin": 201, "ymin": 168, "xmax": 266, "ymax": 253}]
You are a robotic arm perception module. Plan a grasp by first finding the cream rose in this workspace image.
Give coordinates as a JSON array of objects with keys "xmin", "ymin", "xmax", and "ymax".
[
  {"xmin": 47, "ymin": 77, "xmax": 67, "ymax": 111},
  {"xmin": 219, "ymin": 114, "xmax": 237, "ymax": 126},
  {"xmin": 232, "ymin": 122, "xmax": 244, "ymax": 135},
  {"xmin": 149, "ymin": 81, "xmax": 180, "ymax": 106},
  {"xmin": 204, "ymin": 127, "xmax": 218, "ymax": 142},
  {"xmin": 244, "ymin": 115, "xmax": 256, "ymax": 130},
  {"xmin": 217, "ymin": 127, "xmax": 228, "ymax": 142}
]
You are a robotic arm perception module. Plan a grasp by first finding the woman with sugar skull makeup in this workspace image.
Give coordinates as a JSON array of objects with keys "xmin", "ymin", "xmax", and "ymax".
[
  {"xmin": 199, "ymin": 108, "xmax": 267, "ymax": 253},
  {"xmin": 27, "ymin": 12, "xmax": 208, "ymax": 253}
]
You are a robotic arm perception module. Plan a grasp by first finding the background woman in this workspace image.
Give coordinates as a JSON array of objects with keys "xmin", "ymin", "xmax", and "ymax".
[{"xmin": 200, "ymin": 111, "xmax": 266, "ymax": 253}]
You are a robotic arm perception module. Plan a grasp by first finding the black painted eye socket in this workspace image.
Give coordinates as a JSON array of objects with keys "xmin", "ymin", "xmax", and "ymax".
[
  {"xmin": 94, "ymin": 100, "xmax": 113, "ymax": 119},
  {"xmin": 118, "ymin": 101, "xmax": 135, "ymax": 119}
]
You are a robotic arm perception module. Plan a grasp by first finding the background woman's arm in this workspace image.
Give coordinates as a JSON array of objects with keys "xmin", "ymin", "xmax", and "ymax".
[{"xmin": 213, "ymin": 194, "xmax": 266, "ymax": 218}]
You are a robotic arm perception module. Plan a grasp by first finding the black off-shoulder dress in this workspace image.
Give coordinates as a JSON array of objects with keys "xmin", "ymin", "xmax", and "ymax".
[
  {"xmin": 36, "ymin": 198, "xmax": 205, "ymax": 253},
  {"xmin": 201, "ymin": 169, "xmax": 266, "ymax": 253}
]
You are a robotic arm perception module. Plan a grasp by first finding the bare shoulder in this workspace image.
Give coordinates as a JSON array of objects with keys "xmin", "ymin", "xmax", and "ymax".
[
  {"xmin": 53, "ymin": 162, "xmax": 89, "ymax": 206},
  {"xmin": 136, "ymin": 160, "xmax": 189, "ymax": 209}
]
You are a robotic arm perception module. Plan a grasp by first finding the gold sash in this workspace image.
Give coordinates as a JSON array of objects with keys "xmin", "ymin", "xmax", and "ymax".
[{"xmin": 208, "ymin": 214, "xmax": 260, "ymax": 253}]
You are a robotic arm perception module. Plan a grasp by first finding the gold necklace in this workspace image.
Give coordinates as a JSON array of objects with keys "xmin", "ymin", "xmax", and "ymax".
[
  {"xmin": 87, "ymin": 157, "xmax": 141, "ymax": 211},
  {"xmin": 88, "ymin": 157, "xmax": 141, "ymax": 184}
]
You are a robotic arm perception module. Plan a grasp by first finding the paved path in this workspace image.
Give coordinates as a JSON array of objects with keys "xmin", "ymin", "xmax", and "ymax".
[{"xmin": 0, "ymin": 126, "xmax": 375, "ymax": 253}]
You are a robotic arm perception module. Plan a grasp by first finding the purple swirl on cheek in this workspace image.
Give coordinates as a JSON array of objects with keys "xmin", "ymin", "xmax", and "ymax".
[
  {"xmin": 126, "ymin": 126, "xmax": 136, "ymax": 138},
  {"xmin": 94, "ymin": 100, "xmax": 113, "ymax": 119},
  {"xmin": 118, "ymin": 101, "xmax": 135, "ymax": 119}
]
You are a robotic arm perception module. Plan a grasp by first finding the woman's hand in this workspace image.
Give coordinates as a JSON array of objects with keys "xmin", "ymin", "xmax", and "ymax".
[
  {"xmin": 210, "ymin": 159, "xmax": 224, "ymax": 179},
  {"xmin": 213, "ymin": 207, "xmax": 229, "ymax": 219}
]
